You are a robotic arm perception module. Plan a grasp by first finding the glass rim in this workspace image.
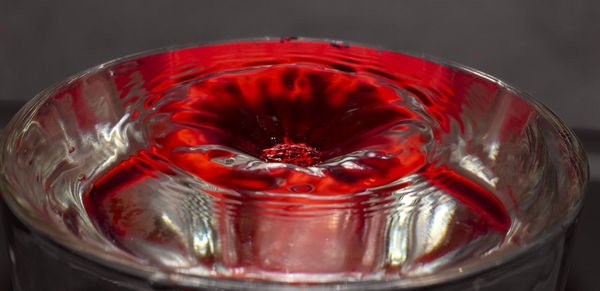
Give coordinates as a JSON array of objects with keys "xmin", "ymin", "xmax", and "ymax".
[{"xmin": 0, "ymin": 36, "xmax": 589, "ymax": 290}]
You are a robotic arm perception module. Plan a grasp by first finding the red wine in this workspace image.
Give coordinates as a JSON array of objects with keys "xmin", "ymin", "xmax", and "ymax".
[{"xmin": 83, "ymin": 40, "xmax": 512, "ymax": 280}]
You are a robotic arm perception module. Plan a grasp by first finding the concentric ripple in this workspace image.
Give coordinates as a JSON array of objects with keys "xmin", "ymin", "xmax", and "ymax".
[
  {"xmin": 2, "ymin": 40, "xmax": 587, "ymax": 285},
  {"xmin": 82, "ymin": 47, "xmax": 513, "ymax": 281}
]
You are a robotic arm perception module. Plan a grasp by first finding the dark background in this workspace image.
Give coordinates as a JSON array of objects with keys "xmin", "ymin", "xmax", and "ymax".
[{"xmin": 0, "ymin": 1, "xmax": 599, "ymax": 290}]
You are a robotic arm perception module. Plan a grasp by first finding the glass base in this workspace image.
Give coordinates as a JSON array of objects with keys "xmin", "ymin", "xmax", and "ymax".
[{"xmin": 2, "ymin": 199, "xmax": 575, "ymax": 291}]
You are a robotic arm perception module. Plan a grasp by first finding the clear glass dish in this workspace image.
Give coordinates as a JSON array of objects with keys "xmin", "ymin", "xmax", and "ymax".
[{"xmin": 0, "ymin": 37, "xmax": 588, "ymax": 290}]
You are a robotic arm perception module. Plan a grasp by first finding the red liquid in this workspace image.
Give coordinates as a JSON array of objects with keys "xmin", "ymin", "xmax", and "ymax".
[{"xmin": 83, "ymin": 40, "xmax": 512, "ymax": 278}]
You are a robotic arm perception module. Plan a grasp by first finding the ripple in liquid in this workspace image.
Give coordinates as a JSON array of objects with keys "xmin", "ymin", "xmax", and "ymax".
[{"xmin": 82, "ymin": 41, "xmax": 514, "ymax": 282}]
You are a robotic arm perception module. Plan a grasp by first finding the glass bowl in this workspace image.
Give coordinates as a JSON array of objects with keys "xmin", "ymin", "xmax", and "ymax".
[{"xmin": 0, "ymin": 37, "xmax": 588, "ymax": 290}]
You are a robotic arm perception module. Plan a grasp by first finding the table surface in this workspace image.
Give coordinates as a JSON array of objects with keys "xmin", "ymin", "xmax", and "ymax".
[{"xmin": 1, "ymin": 1, "xmax": 599, "ymax": 290}]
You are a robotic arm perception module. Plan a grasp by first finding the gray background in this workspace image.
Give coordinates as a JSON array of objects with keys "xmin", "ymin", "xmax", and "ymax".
[
  {"xmin": 0, "ymin": 1, "xmax": 599, "ymax": 290},
  {"xmin": 1, "ymin": 0, "xmax": 599, "ymax": 130}
]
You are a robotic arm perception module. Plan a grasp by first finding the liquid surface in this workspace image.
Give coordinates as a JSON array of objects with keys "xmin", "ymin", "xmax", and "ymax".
[
  {"xmin": 19, "ymin": 40, "xmax": 558, "ymax": 283},
  {"xmin": 79, "ymin": 44, "xmax": 516, "ymax": 281},
  {"xmin": 0, "ymin": 39, "xmax": 588, "ymax": 288}
]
